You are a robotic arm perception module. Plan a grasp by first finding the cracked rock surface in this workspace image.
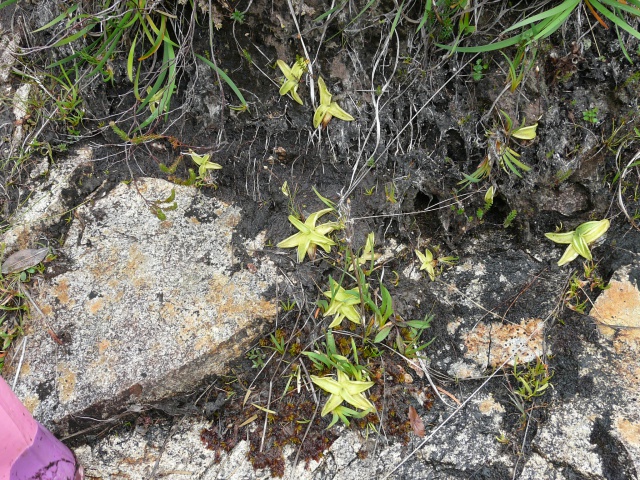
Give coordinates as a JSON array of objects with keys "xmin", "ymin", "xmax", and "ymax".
[{"xmin": 4, "ymin": 178, "xmax": 277, "ymax": 432}]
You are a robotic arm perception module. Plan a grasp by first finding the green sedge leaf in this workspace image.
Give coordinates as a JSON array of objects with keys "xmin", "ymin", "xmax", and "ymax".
[
  {"xmin": 197, "ymin": 54, "xmax": 248, "ymax": 110},
  {"xmin": 389, "ymin": 1, "xmax": 404, "ymax": 38},
  {"xmin": 34, "ymin": 4, "xmax": 78, "ymax": 32},
  {"xmin": 509, "ymin": 155, "xmax": 532, "ymax": 172},
  {"xmin": 502, "ymin": 0, "xmax": 579, "ymax": 34},
  {"xmin": 139, "ymin": 16, "xmax": 166, "ymax": 61},
  {"xmin": 593, "ymin": 0, "xmax": 640, "ymax": 39},
  {"xmin": 416, "ymin": 0, "xmax": 432, "ymax": 32},
  {"xmin": 127, "ymin": 35, "xmax": 137, "ymax": 83},
  {"xmin": 374, "ymin": 326, "xmax": 392, "ymax": 343},
  {"xmin": 52, "ymin": 22, "xmax": 95, "ymax": 47}
]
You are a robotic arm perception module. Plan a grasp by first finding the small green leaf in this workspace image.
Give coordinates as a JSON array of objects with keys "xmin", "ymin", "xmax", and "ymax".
[
  {"xmin": 374, "ymin": 326, "xmax": 392, "ymax": 343},
  {"xmin": 127, "ymin": 35, "xmax": 138, "ymax": 83}
]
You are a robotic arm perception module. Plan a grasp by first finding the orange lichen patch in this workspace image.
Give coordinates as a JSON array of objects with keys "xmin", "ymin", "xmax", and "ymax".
[
  {"xmin": 87, "ymin": 297, "xmax": 104, "ymax": 314},
  {"xmin": 89, "ymin": 248, "xmax": 119, "ymax": 281},
  {"xmin": 23, "ymin": 396, "xmax": 40, "ymax": 414},
  {"xmin": 464, "ymin": 318, "xmax": 545, "ymax": 368},
  {"xmin": 126, "ymin": 245, "xmax": 145, "ymax": 273},
  {"xmin": 52, "ymin": 278, "xmax": 70, "ymax": 304},
  {"xmin": 125, "ymin": 245, "xmax": 149, "ymax": 288},
  {"xmin": 98, "ymin": 339, "xmax": 111, "ymax": 355},
  {"xmin": 113, "ymin": 289, "xmax": 124, "ymax": 302},
  {"xmin": 612, "ymin": 358, "xmax": 640, "ymax": 393},
  {"xmin": 223, "ymin": 211, "xmax": 241, "ymax": 228},
  {"xmin": 57, "ymin": 363, "xmax": 77, "ymax": 403},
  {"xmin": 591, "ymin": 279, "xmax": 640, "ymax": 352},
  {"xmin": 160, "ymin": 302, "xmax": 177, "ymax": 319},
  {"xmin": 176, "ymin": 314, "xmax": 203, "ymax": 348},
  {"xmin": 205, "ymin": 274, "xmax": 277, "ymax": 322},
  {"xmin": 194, "ymin": 336, "xmax": 213, "ymax": 352},
  {"xmin": 479, "ymin": 395, "xmax": 505, "ymax": 415},
  {"xmin": 40, "ymin": 304, "xmax": 53, "ymax": 316},
  {"xmin": 615, "ymin": 418, "xmax": 640, "ymax": 447}
]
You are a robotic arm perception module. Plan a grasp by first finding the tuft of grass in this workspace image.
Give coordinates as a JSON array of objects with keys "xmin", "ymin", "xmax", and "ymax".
[
  {"xmin": 583, "ymin": 107, "xmax": 599, "ymax": 124},
  {"xmin": 460, "ymin": 111, "xmax": 537, "ymax": 188},
  {"xmin": 0, "ymin": 247, "xmax": 50, "ymax": 371},
  {"xmin": 438, "ymin": 0, "xmax": 640, "ymax": 56}
]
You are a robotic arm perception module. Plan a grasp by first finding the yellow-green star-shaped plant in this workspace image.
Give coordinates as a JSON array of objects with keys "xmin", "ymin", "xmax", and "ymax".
[
  {"xmin": 313, "ymin": 76, "xmax": 355, "ymax": 129},
  {"xmin": 185, "ymin": 149, "xmax": 222, "ymax": 180},
  {"xmin": 323, "ymin": 277, "xmax": 362, "ymax": 328},
  {"xmin": 311, "ymin": 370, "xmax": 375, "ymax": 417},
  {"xmin": 348, "ymin": 232, "xmax": 381, "ymax": 271},
  {"xmin": 276, "ymin": 58, "xmax": 308, "ymax": 105},
  {"xmin": 277, "ymin": 208, "xmax": 341, "ymax": 262},
  {"xmin": 545, "ymin": 219, "xmax": 610, "ymax": 266},
  {"xmin": 416, "ymin": 248, "xmax": 437, "ymax": 281}
]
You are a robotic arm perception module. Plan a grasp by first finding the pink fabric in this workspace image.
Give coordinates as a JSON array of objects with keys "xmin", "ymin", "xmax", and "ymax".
[
  {"xmin": 0, "ymin": 377, "xmax": 82, "ymax": 480},
  {"xmin": 0, "ymin": 378, "xmax": 37, "ymax": 479},
  {"xmin": 10, "ymin": 424, "xmax": 80, "ymax": 480}
]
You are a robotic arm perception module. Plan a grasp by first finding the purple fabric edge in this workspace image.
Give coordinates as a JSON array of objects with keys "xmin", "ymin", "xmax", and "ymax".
[{"xmin": 10, "ymin": 423, "xmax": 82, "ymax": 480}]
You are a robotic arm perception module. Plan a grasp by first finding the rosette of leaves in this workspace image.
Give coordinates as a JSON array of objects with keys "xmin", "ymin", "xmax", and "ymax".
[
  {"xmin": 313, "ymin": 77, "xmax": 355, "ymax": 129},
  {"xmin": 185, "ymin": 150, "xmax": 222, "ymax": 182},
  {"xmin": 276, "ymin": 57, "xmax": 308, "ymax": 105},
  {"xmin": 545, "ymin": 219, "xmax": 610, "ymax": 266},
  {"xmin": 277, "ymin": 208, "xmax": 341, "ymax": 262},
  {"xmin": 460, "ymin": 111, "xmax": 537, "ymax": 187},
  {"xmin": 347, "ymin": 232, "xmax": 381, "ymax": 272},
  {"xmin": 496, "ymin": 111, "xmax": 537, "ymax": 177},
  {"xmin": 415, "ymin": 247, "xmax": 458, "ymax": 281},
  {"xmin": 310, "ymin": 370, "xmax": 374, "ymax": 427},
  {"xmin": 323, "ymin": 276, "xmax": 362, "ymax": 328}
]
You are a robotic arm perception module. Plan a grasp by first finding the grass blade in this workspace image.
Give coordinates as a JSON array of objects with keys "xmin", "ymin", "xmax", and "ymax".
[
  {"xmin": 139, "ymin": 15, "xmax": 166, "ymax": 61},
  {"xmin": 437, "ymin": 33, "xmax": 527, "ymax": 53},
  {"xmin": 33, "ymin": 4, "xmax": 78, "ymax": 33},
  {"xmin": 590, "ymin": 0, "xmax": 640, "ymax": 40},
  {"xmin": 503, "ymin": 0, "xmax": 579, "ymax": 34},
  {"xmin": 196, "ymin": 54, "xmax": 248, "ymax": 109},
  {"xmin": 598, "ymin": 0, "xmax": 640, "ymax": 16},
  {"xmin": 390, "ymin": 1, "xmax": 404, "ymax": 38},
  {"xmin": 416, "ymin": 0, "xmax": 432, "ymax": 32},
  {"xmin": 88, "ymin": 29, "xmax": 122, "ymax": 78},
  {"xmin": 127, "ymin": 34, "xmax": 137, "ymax": 82},
  {"xmin": 52, "ymin": 22, "xmax": 96, "ymax": 47},
  {"xmin": 314, "ymin": 1, "xmax": 346, "ymax": 22},
  {"xmin": 327, "ymin": 0, "xmax": 376, "ymax": 41}
]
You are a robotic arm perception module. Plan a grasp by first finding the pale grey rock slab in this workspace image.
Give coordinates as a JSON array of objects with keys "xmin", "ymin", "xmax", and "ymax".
[
  {"xmin": 0, "ymin": 30, "xmax": 18, "ymax": 83},
  {"xmin": 519, "ymin": 453, "xmax": 567, "ymax": 480},
  {"xmin": 533, "ymin": 405, "xmax": 605, "ymax": 478},
  {"xmin": 1, "ymin": 147, "xmax": 90, "ymax": 251},
  {"xmin": 73, "ymin": 419, "xmax": 427, "ymax": 480},
  {"xmin": 523, "ymin": 256, "xmax": 640, "ymax": 480},
  {"xmin": 4, "ymin": 178, "xmax": 278, "ymax": 432}
]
